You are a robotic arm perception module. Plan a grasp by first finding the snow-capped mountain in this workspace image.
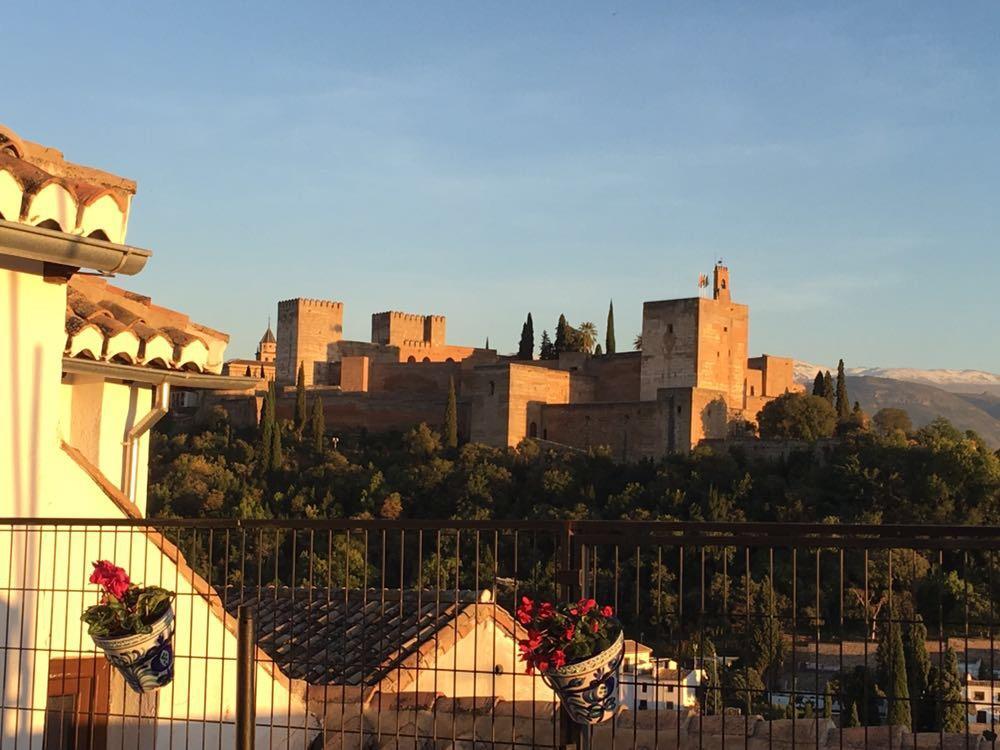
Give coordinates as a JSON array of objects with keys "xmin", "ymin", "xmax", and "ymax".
[{"xmin": 794, "ymin": 362, "xmax": 1000, "ymax": 393}]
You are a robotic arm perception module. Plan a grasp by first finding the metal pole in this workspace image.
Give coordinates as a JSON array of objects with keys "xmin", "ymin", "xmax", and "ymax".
[
  {"xmin": 557, "ymin": 522, "xmax": 584, "ymax": 750},
  {"xmin": 236, "ymin": 605, "xmax": 256, "ymax": 750}
]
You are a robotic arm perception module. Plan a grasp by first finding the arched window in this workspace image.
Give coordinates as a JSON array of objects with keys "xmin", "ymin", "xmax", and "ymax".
[
  {"xmin": 407, "ymin": 356, "xmax": 416, "ymax": 363},
  {"xmin": 422, "ymin": 357, "xmax": 430, "ymax": 363}
]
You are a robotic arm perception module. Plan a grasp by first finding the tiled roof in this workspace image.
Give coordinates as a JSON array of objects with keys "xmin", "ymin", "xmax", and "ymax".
[
  {"xmin": 223, "ymin": 586, "xmax": 512, "ymax": 688},
  {"xmin": 260, "ymin": 326, "xmax": 276, "ymax": 344},
  {"xmin": 0, "ymin": 124, "xmax": 134, "ymax": 244},
  {"xmin": 65, "ymin": 276, "xmax": 230, "ymax": 374}
]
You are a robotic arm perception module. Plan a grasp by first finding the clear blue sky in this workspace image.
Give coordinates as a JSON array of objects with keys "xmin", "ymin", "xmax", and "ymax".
[{"xmin": 7, "ymin": 2, "xmax": 999, "ymax": 371}]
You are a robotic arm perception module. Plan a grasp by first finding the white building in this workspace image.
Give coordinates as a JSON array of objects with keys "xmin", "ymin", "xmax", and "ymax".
[
  {"xmin": 619, "ymin": 641, "xmax": 703, "ymax": 712},
  {"xmin": 0, "ymin": 124, "xmax": 312, "ymax": 747}
]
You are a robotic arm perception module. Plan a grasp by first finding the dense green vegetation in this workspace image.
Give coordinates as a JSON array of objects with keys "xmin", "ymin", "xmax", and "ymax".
[{"xmin": 150, "ymin": 407, "xmax": 999, "ymax": 727}]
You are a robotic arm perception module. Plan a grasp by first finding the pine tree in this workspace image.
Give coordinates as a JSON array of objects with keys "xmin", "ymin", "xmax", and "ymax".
[
  {"xmin": 928, "ymin": 646, "xmax": 964, "ymax": 732},
  {"xmin": 269, "ymin": 423, "xmax": 283, "ymax": 472},
  {"xmin": 606, "ymin": 300, "xmax": 616, "ymax": 355},
  {"xmin": 554, "ymin": 315, "xmax": 569, "ymax": 355},
  {"xmin": 294, "ymin": 362, "xmax": 307, "ymax": 431},
  {"xmin": 444, "ymin": 377, "xmax": 458, "ymax": 449},
  {"xmin": 703, "ymin": 639, "xmax": 722, "ymax": 716},
  {"xmin": 881, "ymin": 618, "xmax": 911, "ymax": 729},
  {"xmin": 904, "ymin": 615, "xmax": 930, "ymax": 729},
  {"xmin": 835, "ymin": 359, "xmax": 850, "ymax": 420},
  {"xmin": 517, "ymin": 313, "xmax": 535, "ymax": 360},
  {"xmin": 309, "ymin": 395, "xmax": 325, "ymax": 453},
  {"xmin": 812, "ymin": 370, "xmax": 825, "ymax": 397},
  {"xmin": 539, "ymin": 330, "xmax": 555, "ymax": 360},
  {"xmin": 822, "ymin": 371, "xmax": 835, "ymax": 404}
]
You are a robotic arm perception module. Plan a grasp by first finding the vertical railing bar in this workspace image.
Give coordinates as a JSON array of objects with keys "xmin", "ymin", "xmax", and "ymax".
[{"xmin": 235, "ymin": 605, "xmax": 256, "ymax": 750}]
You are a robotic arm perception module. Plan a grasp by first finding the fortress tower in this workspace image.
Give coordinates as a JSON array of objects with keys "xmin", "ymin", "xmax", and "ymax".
[
  {"xmin": 276, "ymin": 298, "xmax": 344, "ymax": 385},
  {"xmin": 371, "ymin": 311, "xmax": 446, "ymax": 348}
]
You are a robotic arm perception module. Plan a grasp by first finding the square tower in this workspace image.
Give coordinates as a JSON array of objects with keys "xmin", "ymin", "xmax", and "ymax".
[{"xmin": 276, "ymin": 298, "xmax": 344, "ymax": 385}]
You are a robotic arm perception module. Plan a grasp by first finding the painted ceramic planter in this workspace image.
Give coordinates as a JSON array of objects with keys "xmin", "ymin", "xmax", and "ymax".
[
  {"xmin": 542, "ymin": 629, "xmax": 624, "ymax": 724},
  {"xmin": 91, "ymin": 606, "xmax": 175, "ymax": 693}
]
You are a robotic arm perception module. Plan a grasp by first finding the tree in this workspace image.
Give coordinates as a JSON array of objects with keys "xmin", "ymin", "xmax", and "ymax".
[
  {"xmin": 517, "ymin": 313, "xmax": 534, "ymax": 360},
  {"xmin": 702, "ymin": 639, "xmax": 723, "ymax": 716},
  {"xmin": 878, "ymin": 617, "xmax": 910, "ymax": 729},
  {"xmin": 836, "ymin": 359, "xmax": 850, "ymax": 421},
  {"xmin": 594, "ymin": 344, "xmax": 603, "ymax": 356},
  {"xmin": 757, "ymin": 393, "xmax": 837, "ymax": 441},
  {"xmin": 812, "ymin": 370, "xmax": 825, "ymax": 397},
  {"xmin": 838, "ymin": 401, "xmax": 869, "ymax": 436},
  {"xmin": 444, "ymin": 377, "xmax": 458, "ymax": 449},
  {"xmin": 927, "ymin": 646, "xmax": 964, "ymax": 732},
  {"xmin": 904, "ymin": 615, "xmax": 930, "ymax": 729},
  {"xmin": 633, "ymin": 334, "xmax": 642, "ymax": 351},
  {"xmin": 823, "ymin": 683, "xmax": 832, "ymax": 719},
  {"xmin": 606, "ymin": 301, "xmax": 616, "ymax": 355},
  {"xmin": 874, "ymin": 408, "xmax": 912, "ymax": 436},
  {"xmin": 260, "ymin": 381, "xmax": 276, "ymax": 463},
  {"xmin": 539, "ymin": 330, "xmax": 555, "ymax": 360},
  {"xmin": 577, "ymin": 321, "xmax": 598, "ymax": 354},
  {"xmin": 822, "ymin": 371, "xmax": 835, "ymax": 405},
  {"xmin": 294, "ymin": 362, "xmax": 307, "ymax": 431},
  {"xmin": 309, "ymin": 395, "xmax": 325, "ymax": 453},
  {"xmin": 269, "ymin": 423, "xmax": 283, "ymax": 472},
  {"xmin": 554, "ymin": 315, "xmax": 570, "ymax": 355},
  {"xmin": 749, "ymin": 608, "xmax": 786, "ymax": 683},
  {"xmin": 845, "ymin": 702, "xmax": 860, "ymax": 728}
]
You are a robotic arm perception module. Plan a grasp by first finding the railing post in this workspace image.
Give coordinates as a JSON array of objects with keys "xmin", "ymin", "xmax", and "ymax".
[
  {"xmin": 556, "ymin": 522, "xmax": 585, "ymax": 750},
  {"xmin": 236, "ymin": 605, "xmax": 256, "ymax": 750}
]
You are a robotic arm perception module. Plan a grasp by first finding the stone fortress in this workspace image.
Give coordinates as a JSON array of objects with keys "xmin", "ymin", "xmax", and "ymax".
[{"xmin": 215, "ymin": 264, "xmax": 802, "ymax": 457}]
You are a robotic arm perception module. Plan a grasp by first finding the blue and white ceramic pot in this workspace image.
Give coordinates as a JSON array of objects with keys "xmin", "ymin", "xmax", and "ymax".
[
  {"xmin": 91, "ymin": 606, "xmax": 175, "ymax": 693},
  {"xmin": 543, "ymin": 629, "xmax": 624, "ymax": 724}
]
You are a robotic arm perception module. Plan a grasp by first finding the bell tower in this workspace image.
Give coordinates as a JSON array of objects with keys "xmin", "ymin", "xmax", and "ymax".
[{"xmin": 713, "ymin": 263, "xmax": 730, "ymax": 303}]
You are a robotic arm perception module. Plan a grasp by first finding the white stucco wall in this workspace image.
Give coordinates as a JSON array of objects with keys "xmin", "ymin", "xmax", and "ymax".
[{"xmin": 401, "ymin": 619, "xmax": 555, "ymax": 702}]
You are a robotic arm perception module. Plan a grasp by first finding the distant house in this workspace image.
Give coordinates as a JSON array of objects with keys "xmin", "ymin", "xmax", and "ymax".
[
  {"xmin": 619, "ymin": 641, "xmax": 703, "ymax": 712},
  {"xmin": 224, "ymin": 586, "xmax": 555, "ymax": 721},
  {"xmin": 0, "ymin": 124, "xmax": 309, "ymax": 747}
]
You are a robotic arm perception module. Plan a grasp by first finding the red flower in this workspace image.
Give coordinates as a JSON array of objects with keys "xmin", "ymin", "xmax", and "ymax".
[
  {"xmin": 563, "ymin": 625, "xmax": 575, "ymax": 641},
  {"xmin": 537, "ymin": 602, "xmax": 554, "ymax": 620},
  {"xmin": 578, "ymin": 598, "xmax": 597, "ymax": 615},
  {"xmin": 591, "ymin": 620, "xmax": 600, "ymax": 633},
  {"xmin": 90, "ymin": 560, "xmax": 130, "ymax": 601},
  {"xmin": 551, "ymin": 649, "xmax": 566, "ymax": 668},
  {"xmin": 601, "ymin": 605, "xmax": 614, "ymax": 618}
]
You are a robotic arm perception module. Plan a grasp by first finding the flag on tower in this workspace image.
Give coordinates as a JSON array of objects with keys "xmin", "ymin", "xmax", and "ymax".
[{"xmin": 698, "ymin": 273, "xmax": 709, "ymax": 288}]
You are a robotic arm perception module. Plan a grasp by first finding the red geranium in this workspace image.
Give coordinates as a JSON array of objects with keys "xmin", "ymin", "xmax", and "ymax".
[
  {"xmin": 82, "ymin": 561, "xmax": 173, "ymax": 638},
  {"xmin": 516, "ymin": 596, "xmax": 618, "ymax": 675}
]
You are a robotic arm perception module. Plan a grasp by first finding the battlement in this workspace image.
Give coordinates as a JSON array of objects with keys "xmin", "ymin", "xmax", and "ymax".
[
  {"xmin": 372, "ymin": 311, "xmax": 441, "ymax": 322},
  {"xmin": 278, "ymin": 298, "xmax": 344, "ymax": 309},
  {"xmin": 372, "ymin": 310, "xmax": 446, "ymax": 347}
]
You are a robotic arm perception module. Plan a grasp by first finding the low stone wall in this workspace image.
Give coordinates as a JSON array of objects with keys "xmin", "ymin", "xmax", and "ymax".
[{"xmin": 313, "ymin": 696, "xmax": 992, "ymax": 749}]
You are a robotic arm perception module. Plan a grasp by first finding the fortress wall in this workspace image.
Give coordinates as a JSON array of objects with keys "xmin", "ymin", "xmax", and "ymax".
[
  {"xmin": 748, "ymin": 354, "xmax": 797, "ymax": 397},
  {"xmin": 540, "ymin": 400, "xmax": 666, "ymax": 461},
  {"xmin": 372, "ymin": 311, "xmax": 445, "ymax": 347},
  {"xmin": 585, "ymin": 352, "xmax": 642, "ymax": 402},
  {"xmin": 506, "ymin": 364, "xmax": 572, "ymax": 446},
  {"xmin": 640, "ymin": 298, "xmax": 700, "ymax": 401},
  {"xmin": 368, "ymin": 360, "xmax": 460, "ymax": 394},
  {"xmin": 465, "ymin": 366, "xmax": 512, "ymax": 446}
]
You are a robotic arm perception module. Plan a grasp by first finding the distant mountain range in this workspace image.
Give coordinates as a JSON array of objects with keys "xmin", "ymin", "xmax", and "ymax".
[{"xmin": 792, "ymin": 362, "xmax": 1000, "ymax": 448}]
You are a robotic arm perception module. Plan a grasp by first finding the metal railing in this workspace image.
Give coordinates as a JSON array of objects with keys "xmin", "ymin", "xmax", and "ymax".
[{"xmin": 1, "ymin": 518, "xmax": 998, "ymax": 749}]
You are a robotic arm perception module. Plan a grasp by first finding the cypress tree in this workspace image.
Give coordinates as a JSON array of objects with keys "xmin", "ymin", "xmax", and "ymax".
[
  {"xmin": 594, "ymin": 344, "xmax": 603, "ymax": 356},
  {"xmin": 822, "ymin": 371, "xmax": 835, "ymax": 405},
  {"xmin": 812, "ymin": 370, "xmax": 825, "ymax": 397},
  {"xmin": 309, "ymin": 395, "xmax": 325, "ymax": 454},
  {"xmin": 444, "ymin": 377, "xmax": 458, "ymax": 449},
  {"xmin": 703, "ymin": 639, "xmax": 722, "ymax": 716},
  {"xmin": 823, "ymin": 683, "xmax": 832, "ymax": 719},
  {"xmin": 904, "ymin": 615, "xmax": 930, "ymax": 729},
  {"xmin": 606, "ymin": 300, "xmax": 616, "ymax": 355},
  {"xmin": 846, "ymin": 702, "xmax": 860, "ymax": 728},
  {"xmin": 485, "ymin": 337, "xmax": 490, "ymax": 350},
  {"xmin": 294, "ymin": 362, "xmax": 307, "ymax": 431},
  {"xmin": 928, "ymin": 646, "xmax": 964, "ymax": 732},
  {"xmin": 539, "ymin": 330, "xmax": 555, "ymax": 360},
  {"xmin": 554, "ymin": 314, "xmax": 569, "ymax": 355},
  {"xmin": 517, "ymin": 313, "xmax": 535, "ymax": 360},
  {"xmin": 269, "ymin": 423, "xmax": 283, "ymax": 472},
  {"xmin": 260, "ymin": 382, "xmax": 275, "ymax": 465},
  {"xmin": 881, "ymin": 618, "xmax": 911, "ymax": 729},
  {"xmin": 835, "ymin": 359, "xmax": 850, "ymax": 420}
]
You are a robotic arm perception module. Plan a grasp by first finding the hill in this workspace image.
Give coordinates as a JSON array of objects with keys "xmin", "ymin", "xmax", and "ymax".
[{"xmin": 846, "ymin": 376, "xmax": 1000, "ymax": 448}]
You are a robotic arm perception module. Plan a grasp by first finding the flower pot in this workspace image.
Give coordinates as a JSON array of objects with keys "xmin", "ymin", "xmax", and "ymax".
[
  {"xmin": 91, "ymin": 606, "xmax": 175, "ymax": 693},
  {"xmin": 542, "ymin": 629, "xmax": 624, "ymax": 724}
]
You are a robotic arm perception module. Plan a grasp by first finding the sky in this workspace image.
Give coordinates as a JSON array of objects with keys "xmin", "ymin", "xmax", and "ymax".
[{"xmin": 6, "ymin": 2, "xmax": 999, "ymax": 371}]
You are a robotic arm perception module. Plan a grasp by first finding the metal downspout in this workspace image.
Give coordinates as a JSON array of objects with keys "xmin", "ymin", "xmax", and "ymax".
[{"xmin": 122, "ymin": 381, "xmax": 170, "ymax": 503}]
